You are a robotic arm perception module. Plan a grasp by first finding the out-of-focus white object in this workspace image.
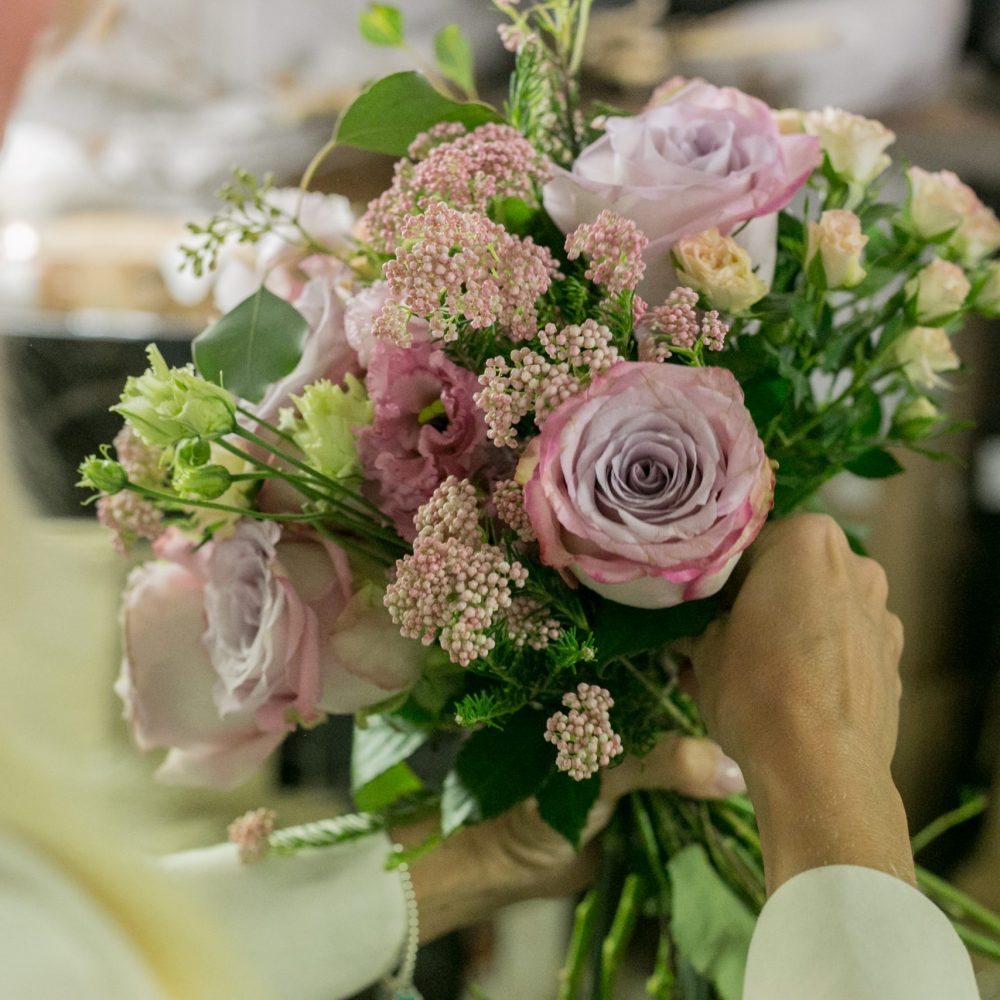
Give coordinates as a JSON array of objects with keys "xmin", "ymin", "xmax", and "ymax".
[{"xmin": 1, "ymin": 0, "xmax": 505, "ymax": 217}]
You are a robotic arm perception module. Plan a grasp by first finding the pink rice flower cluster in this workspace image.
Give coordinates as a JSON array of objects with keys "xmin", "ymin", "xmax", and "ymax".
[
  {"xmin": 372, "ymin": 202, "xmax": 558, "ymax": 345},
  {"xmin": 363, "ymin": 123, "xmax": 550, "ymax": 253},
  {"xmin": 544, "ymin": 683, "xmax": 624, "ymax": 781},
  {"xmin": 505, "ymin": 597, "xmax": 561, "ymax": 650},
  {"xmin": 492, "ymin": 479, "xmax": 535, "ymax": 543},
  {"xmin": 228, "ymin": 807, "xmax": 276, "ymax": 865},
  {"xmin": 497, "ymin": 23, "xmax": 526, "ymax": 52},
  {"xmin": 97, "ymin": 426, "xmax": 165, "ymax": 553},
  {"xmin": 384, "ymin": 477, "xmax": 529, "ymax": 666},
  {"xmin": 475, "ymin": 318, "xmax": 621, "ymax": 447},
  {"xmin": 641, "ymin": 287, "xmax": 730, "ymax": 360},
  {"xmin": 565, "ymin": 209, "xmax": 649, "ymax": 295}
]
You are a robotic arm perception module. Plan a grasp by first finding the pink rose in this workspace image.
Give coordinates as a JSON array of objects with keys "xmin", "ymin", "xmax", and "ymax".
[
  {"xmin": 543, "ymin": 80, "xmax": 820, "ymax": 293},
  {"xmin": 357, "ymin": 339, "xmax": 504, "ymax": 541},
  {"xmin": 523, "ymin": 363, "xmax": 773, "ymax": 609},
  {"xmin": 117, "ymin": 521, "xmax": 423, "ymax": 788}
]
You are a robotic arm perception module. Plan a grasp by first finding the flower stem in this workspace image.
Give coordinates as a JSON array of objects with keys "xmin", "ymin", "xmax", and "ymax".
[
  {"xmin": 917, "ymin": 865, "xmax": 1000, "ymax": 941},
  {"xmin": 598, "ymin": 872, "xmax": 644, "ymax": 1000},
  {"xmin": 911, "ymin": 794, "xmax": 988, "ymax": 856},
  {"xmin": 558, "ymin": 888, "xmax": 599, "ymax": 1000},
  {"xmin": 127, "ymin": 484, "xmax": 318, "ymax": 522},
  {"xmin": 619, "ymin": 658, "xmax": 699, "ymax": 736}
]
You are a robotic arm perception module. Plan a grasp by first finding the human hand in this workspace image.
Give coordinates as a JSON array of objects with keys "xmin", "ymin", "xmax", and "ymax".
[
  {"xmin": 404, "ymin": 733, "xmax": 743, "ymax": 942},
  {"xmin": 677, "ymin": 513, "xmax": 913, "ymax": 891}
]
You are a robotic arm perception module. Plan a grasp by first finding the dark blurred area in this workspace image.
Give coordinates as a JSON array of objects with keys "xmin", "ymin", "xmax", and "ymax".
[{"xmin": 2, "ymin": 1, "xmax": 1000, "ymax": 995}]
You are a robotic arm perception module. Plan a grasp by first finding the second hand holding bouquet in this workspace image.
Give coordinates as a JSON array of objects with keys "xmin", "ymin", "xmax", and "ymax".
[{"xmin": 80, "ymin": 0, "xmax": 1000, "ymax": 995}]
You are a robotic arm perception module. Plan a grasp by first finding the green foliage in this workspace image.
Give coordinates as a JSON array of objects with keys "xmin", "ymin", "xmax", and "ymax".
[
  {"xmin": 591, "ymin": 599, "xmax": 717, "ymax": 664},
  {"xmin": 845, "ymin": 447, "xmax": 904, "ymax": 479},
  {"xmin": 353, "ymin": 761, "xmax": 423, "ymax": 812},
  {"xmin": 537, "ymin": 770, "xmax": 601, "ymax": 847},
  {"xmin": 350, "ymin": 715, "xmax": 430, "ymax": 791},
  {"xmin": 434, "ymin": 24, "xmax": 476, "ymax": 98},
  {"xmin": 334, "ymin": 71, "xmax": 503, "ymax": 157},
  {"xmin": 440, "ymin": 769, "xmax": 482, "ymax": 835},
  {"xmin": 668, "ymin": 845, "xmax": 756, "ymax": 1000},
  {"xmin": 454, "ymin": 708, "xmax": 554, "ymax": 819},
  {"xmin": 359, "ymin": 3, "xmax": 405, "ymax": 46},
  {"xmin": 192, "ymin": 287, "xmax": 309, "ymax": 403}
]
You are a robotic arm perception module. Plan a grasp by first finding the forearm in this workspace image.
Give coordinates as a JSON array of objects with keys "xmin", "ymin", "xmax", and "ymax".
[{"xmin": 747, "ymin": 756, "xmax": 915, "ymax": 895}]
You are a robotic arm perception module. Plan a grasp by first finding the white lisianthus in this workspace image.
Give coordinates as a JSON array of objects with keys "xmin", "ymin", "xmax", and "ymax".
[
  {"xmin": 806, "ymin": 210, "xmax": 868, "ymax": 290},
  {"xmin": 891, "ymin": 327, "xmax": 960, "ymax": 390},
  {"xmin": 773, "ymin": 107, "xmax": 806, "ymax": 135},
  {"xmin": 278, "ymin": 374, "xmax": 373, "ymax": 481},
  {"xmin": 906, "ymin": 258, "xmax": 970, "ymax": 324},
  {"xmin": 113, "ymin": 345, "xmax": 237, "ymax": 447},
  {"xmin": 803, "ymin": 107, "xmax": 895, "ymax": 186},
  {"xmin": 973, "ymin": 260, "xmax": 1000, "ymax": 317},
  {"xmin": 673, "ymin": 228, "xmax": 769, "ymax": 313}
]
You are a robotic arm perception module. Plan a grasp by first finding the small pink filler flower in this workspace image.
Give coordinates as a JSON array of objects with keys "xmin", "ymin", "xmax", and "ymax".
[{"xmin": 545, "ymin": 683, "xmax": 623, "ymax": 781}]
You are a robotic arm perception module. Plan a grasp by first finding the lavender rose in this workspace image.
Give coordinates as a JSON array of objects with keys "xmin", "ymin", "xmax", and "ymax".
[
  {"xmin": 543, "ymin": 79, "xmax": 820, "ymax": 293},
  {"xmin": 357, "ymin": 339, "xmax": 503, "ymax": 540},
  {"xmin": 522, "ymin": 363, "xmax": 773, "ymax": 608},
  {"xmin": 116, "ymin": 521, "xmax": 423, "ymax": 788}
]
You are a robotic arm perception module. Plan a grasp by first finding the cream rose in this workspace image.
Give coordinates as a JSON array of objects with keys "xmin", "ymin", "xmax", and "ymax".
[
  {"xmin": 673, "ymin": 228, "xmax": 768, "ymax": 313},
  {"xmin": 803, "ymin": 107, "xmax": 895, "ymax": 186},
  {"xmin": 907, "ymin": 167, "xmax": 1000, "ymax": 262},
  {"xmin": 891, "ymin": 326, "xmax": 960, "ymax": 390},
  {"xmin": 806, "ymin": 210, "xmax": 868, "ymax": 289},
  {"xmin": 974, "ymin": 260, "xmax": 1000, "ymax": 317},
  {"xmin": 906, "ymin": 259, "xmax": 970, "ymax": 324}
]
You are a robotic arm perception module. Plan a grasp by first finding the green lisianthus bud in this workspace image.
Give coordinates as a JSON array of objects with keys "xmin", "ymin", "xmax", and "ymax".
[
  {"xmin": 78, "ymin": 455, "xmax": 129, "ymax": 494},
  {"xmin": 892, "ymin": 397, "xmax": 942, "ymax": 442},
  {"xmin": 175, "ymin": 437, "xmax": 212, "ymax": 468},
  {"xmin": 173, "ymin": 463, "xmax": 233, "ymax": 500},
  {"xmin": 112, "ymin": 344, "xmax": 236, "ymax": 448}
]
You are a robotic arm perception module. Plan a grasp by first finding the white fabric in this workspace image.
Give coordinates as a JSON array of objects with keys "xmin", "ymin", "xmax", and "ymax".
[
  {"xmin": 159, "ymin": 829, "xmax": 407, "ymax": 1000},
  {"xmin": 744, "ymin": 864, "xmax": 981, "ymax": 999},
  {"xmin": 0, "ymin": 831, "xmax": 164, "ymax": 1000}
]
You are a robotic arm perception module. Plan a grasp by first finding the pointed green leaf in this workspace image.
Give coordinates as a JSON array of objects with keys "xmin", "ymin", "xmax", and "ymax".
[
  {"xmin": 846, "ymin": 447, "xmax": 904, "ymax": 479},
  {"xmin": 334, "ymin": 71, "xmax": 503, "ymax": 156},
  {"xmin": 434, "ymin": 24, "xmax": 476, "ymax": 97},
  {"xmin": 359, "ymin": 3, "xmax": 404, "ymax": 47},
  {"xmin": 192, "ymin": 287, "xmax": 308, "ymax": 403},
  {"xmin": 668, "ymin": 845, "xmax": 756, "ymax": 1000},
  {"xmin": 537, "ymin": 771, "xmax": 601, "ymax": 848},
  {"xmin": 351, "ymin": 715, "xmax": 429, "ymax": 792},
  {"xmin": 455, "ymin": 708, "xmax": 553, "ymax": 818},
  {"xmin": 353, "ymin": 761, "xmax": 423, "ymax": 812},
  {"xmin": 592, "ymin": 598, "xmax": 717, "ymax": 663}
]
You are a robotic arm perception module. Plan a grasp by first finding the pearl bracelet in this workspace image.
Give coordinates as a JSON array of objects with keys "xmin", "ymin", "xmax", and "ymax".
[{"xmin": 382, "ymin": 846, "xmax": 422, "ymax": 1000}]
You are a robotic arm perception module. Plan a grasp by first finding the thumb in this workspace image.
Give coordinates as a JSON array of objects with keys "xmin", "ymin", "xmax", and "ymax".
[{"xmin": 602, "ymin": 735, "xmax": 745, "ymax": 801}]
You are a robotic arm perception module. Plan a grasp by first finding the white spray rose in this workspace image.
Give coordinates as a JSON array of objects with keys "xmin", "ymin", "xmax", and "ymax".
[
  {"xmin": 672, "ymin": 228, "xmax": 768, "ymax": 313},
  {"xmin": 892, "ymin": 327, "xmax": 960, "ymax": 390},
  {"xmin": 906, "ymin": 259, "xmax": 970, "ymax": 324},
  {"xmin": 806, "ymin": 210, "xmax": 868, "ymax": 289},
  {"xmin": 803, "ymin": 107, "xmax": 895, "ymax": 186}
]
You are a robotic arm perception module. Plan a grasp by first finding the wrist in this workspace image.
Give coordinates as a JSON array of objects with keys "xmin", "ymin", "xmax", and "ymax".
[{"xmin": 745, "ymin": 753, "xmax": 915, "ymax": 895}]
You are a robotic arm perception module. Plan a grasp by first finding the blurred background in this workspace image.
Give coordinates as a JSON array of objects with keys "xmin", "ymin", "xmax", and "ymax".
[{"xmin": 2, "ymin": 0, "xmax": 1000, "ymax": 996}]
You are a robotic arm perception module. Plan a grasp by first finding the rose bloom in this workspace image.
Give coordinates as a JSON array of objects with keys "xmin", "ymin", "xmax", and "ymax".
[
  {"xmin": 522, "ymin": 363, "xmax": 773, "ymax": 609},
  {"xmin": 907, "ymin": 167, "xmax": 1000, "ymax": 262},
  {"xmin": 802, "ymin": 107, "xmax": 895, "ymax": 186},
  {"xmin": 806, "ymin": 210, "xmax": 868, "ymax": 290},
  {"xmin": 543, "ymin": 79, "xmax": 820, "ymax": 288},
  {"xmin": 906, "ymin": 258, "xmax": 970, "ymax": 324},
  {"xmin": 117, "ymin": 521, "xmax": 423, "ymax": 788},
  {"xmin": 673, "ymin": 228, "xmax": 768, "ymax": 313},
  {"xmin": 891, "ymin": 326, "xmax": 960, "ymax": 390},
  {"xmin": 974, "ymin": 260, "xmax": 1000, "ymax": 317},
  {"xmin": 357, "ymin": 339, "xmax": 502, "ymax": 541}
]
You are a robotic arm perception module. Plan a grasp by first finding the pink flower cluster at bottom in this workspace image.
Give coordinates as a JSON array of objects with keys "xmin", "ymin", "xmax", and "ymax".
[{"xmin": 545, "ymin": 683, "xmax": 623, "ymax": 781}]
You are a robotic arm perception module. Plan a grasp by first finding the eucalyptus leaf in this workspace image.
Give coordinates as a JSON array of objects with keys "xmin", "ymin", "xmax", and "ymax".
[
  {"xmin": 351, "ymin": 715, "xmax": 429, "ymax": 791},
  {"xmin": 536, "ymin": 771, "xmax": 601, "ymax": 848},
  {"xmin": 359, "ymin": 3, "xmax": 404, "ymax": 46},
  {"xmin": 192, "ymin": 287, "xmax": 309, "ymax": 403},
  {"xmin": 354, "ymin": 761, "xmax": 423, "ymax": 812},
  {"xmin": 592, "ymin": 598, "xmax": 717, "ymax": 664},
  {"xmin": 454, "ymin": 708, "xmax": 553, "ymax": 818},
  {"xmin": 434, "ymin": 24, "xmax": 476, "ymax": 96},
  {"xmin": 668, "ymin": 845, "xmax": 756, "ymax": 1000},
  {"xmin": 334, "ymin": 71, "xmax": 503, "ymax": 157}
]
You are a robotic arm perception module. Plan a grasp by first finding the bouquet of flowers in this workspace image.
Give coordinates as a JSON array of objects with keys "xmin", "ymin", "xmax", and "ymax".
[{"xmin": 80, "ymin": 1, "xmax": 1000, "ymax": 995}]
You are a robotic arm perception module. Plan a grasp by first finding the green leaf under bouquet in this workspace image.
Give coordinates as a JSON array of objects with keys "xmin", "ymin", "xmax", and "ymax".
[{"xmin": 79, "ymin": 0, "xmax": 1000, "ymax": 994}]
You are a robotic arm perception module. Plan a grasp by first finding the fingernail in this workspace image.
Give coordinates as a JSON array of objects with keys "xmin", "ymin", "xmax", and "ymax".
[{"xmin": 714, "ymin": 754, "xmax": 746, "ymax": 795}]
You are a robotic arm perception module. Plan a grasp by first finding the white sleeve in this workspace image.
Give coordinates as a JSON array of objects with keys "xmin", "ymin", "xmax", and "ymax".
[
  {"xmin": 159, "ymin": 829, "xmax": 407, "ymax": 1000},
  {"xmin": 743, "ymin": 864, "xmax": 980, "ymax": 999}
]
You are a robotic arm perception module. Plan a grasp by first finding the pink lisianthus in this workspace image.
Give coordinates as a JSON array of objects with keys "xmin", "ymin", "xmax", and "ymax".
[
  {"xmin": 357, "ymin": 339, "xmax": 503, "ymax": 541},
  {"xmin": 116, "ymin": 521, "xmax": 423, "ymax": 788},
  {"xmin": 522, "ymin": 363, "xmax": 773, "ymax": 609},
  {"xmin": 543, "ymin": 79, "xmax": 820, "ymax": 293}
]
